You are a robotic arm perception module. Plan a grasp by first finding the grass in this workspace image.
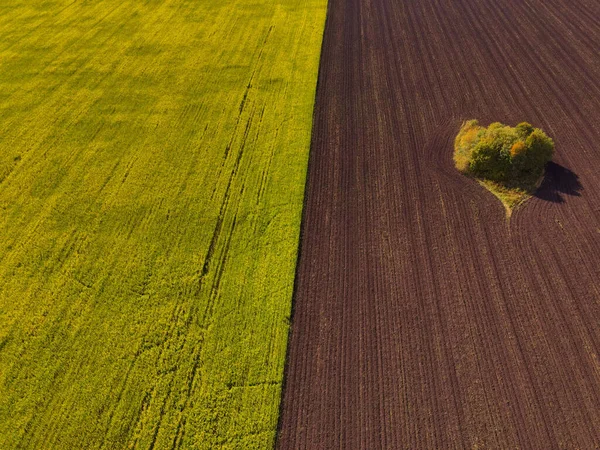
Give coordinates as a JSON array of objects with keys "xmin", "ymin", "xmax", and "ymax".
[
  {"xmin": 0, "ymin": 0, "xmax": 326, "ymax": 448},
  {"xmin": 477, "ymin": 179, "xmax": 531, "ymax": 215}
]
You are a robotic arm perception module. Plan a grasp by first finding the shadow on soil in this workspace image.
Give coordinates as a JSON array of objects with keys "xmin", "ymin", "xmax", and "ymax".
[{"xmin": 535, "ymin": 162, "xmax": 582, "ymax": 203}]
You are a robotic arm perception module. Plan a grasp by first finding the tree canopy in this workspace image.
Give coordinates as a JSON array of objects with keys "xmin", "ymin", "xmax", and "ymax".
[{"xmin": 454, "ymin": 120, "xmax": 554, "ymax": 184}]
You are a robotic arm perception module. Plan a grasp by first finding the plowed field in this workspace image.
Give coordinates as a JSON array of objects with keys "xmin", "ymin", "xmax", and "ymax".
[{"xmin": 278, "ymin": 0, "xmax": 600, "ymax": 447}]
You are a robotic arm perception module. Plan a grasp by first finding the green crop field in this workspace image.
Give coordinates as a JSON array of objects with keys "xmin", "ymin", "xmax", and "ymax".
[{"xmin": 0, "ymin": 0, "xmax": 326, "ymax": 448}]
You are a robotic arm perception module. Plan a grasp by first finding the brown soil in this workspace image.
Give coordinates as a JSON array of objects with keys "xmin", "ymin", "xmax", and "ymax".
[{"xmin": 277, "ymin": 0, "xmax": 600, "ymax": 447}]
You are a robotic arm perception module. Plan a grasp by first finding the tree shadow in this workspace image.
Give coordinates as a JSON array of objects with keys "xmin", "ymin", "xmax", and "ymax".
[{"xmin": 535, "ymin": 161, "xmax": 583, "ymax": 203}]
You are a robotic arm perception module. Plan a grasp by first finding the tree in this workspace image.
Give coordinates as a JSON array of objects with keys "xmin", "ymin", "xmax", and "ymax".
[
  {"xmin": 516, "ymin": 122, "xmax": 534, "ymax": 139},
  {"xmin": 455, "ymin": 120, "xmax": 554, "ymax": 184},
  {"xmin": 469, "ymin": 138, "xmax": 511, "ymax": 181},
  {"xmin": 454, "ymin": 120, "xmax": 555, "ymax": 211}
]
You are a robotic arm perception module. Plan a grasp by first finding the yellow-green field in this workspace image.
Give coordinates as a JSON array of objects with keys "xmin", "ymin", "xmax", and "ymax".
[{"xmin": 0, "ymin": 0, "xmax": 326, "ymax": 447}]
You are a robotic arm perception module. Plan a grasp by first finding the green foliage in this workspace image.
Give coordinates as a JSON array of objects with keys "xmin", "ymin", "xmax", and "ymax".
[
  {"xmin": 0, "ymin": 0, "xmax": 326, "ymax": 448},
  {"xmin": 455, "ymin": 120, "xmax": 554, "ymax": 183},
  {"xmin": 523, "ymin": 129, "xmax": 555, "ymax": 176},
  {"xmin": 516, "ymin": 121, "xmax": 534, "ymax": 138},
  {"xmin": 469, "ymin": 138, "xmax": 511, "ymax": 181}
]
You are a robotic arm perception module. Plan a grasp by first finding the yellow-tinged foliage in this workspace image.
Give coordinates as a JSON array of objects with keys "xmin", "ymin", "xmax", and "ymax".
[
  {"xmin": 454, "ymin": 119, "xmax": 483, "ymax": 172},
  {"xmin": 510, "ymin": 140, "xmax": 527, "ymax": 157},
  {"xmin": 462, "ymin": 128, "xmax": 480, "ymax": 146},
  {"xmin": 0, "ymin": 0, "xmax": 327, "ymax": 448}
]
